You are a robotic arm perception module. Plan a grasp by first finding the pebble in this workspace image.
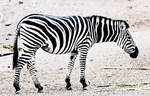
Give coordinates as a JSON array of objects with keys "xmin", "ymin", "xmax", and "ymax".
[
  {"xmin": 128, "ymin": 5, "xmax": 133, "ymax": 9},
  {"xmin": 5, "ymin": 38, "xmax": 9, "ymax": 40},
  {"xmin": 59, "ymin": 68, "xmax": 63, "ymax": 70},
  {"xmin": 5, "ymin": 24, "xmax": 11, "ymax": 26},
  {"xmin": 89, "ymin": 59, "xmax": 94, "ymax": 62},
  {"xmin": 18, "ymin": 1, "xmax": 24, "ymax": 5},
  {"xmin": 7, "ymin": 33, "xmax": 12, "ymax": 36}
]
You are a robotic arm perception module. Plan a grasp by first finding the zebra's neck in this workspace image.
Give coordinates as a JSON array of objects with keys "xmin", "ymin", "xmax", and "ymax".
[{"xmin": 88, "ymin": 15, "xmax": 119, "ymax": 43}]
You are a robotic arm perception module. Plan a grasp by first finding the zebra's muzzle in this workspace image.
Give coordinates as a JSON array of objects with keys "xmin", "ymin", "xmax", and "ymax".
[{"xmin": 129, "ymin": 47, "xmax": 139, "ymax": 58}]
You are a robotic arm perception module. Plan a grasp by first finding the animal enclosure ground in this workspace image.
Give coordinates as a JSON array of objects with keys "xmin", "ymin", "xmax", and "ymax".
[{"xmin": 0, "ymin": 0, "xmax": 150, "ymax": 96}]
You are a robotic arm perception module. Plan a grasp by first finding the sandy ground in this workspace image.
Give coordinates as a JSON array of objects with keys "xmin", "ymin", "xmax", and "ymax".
[{"xmin": 0, "ymin": 0, "xmax": 150, "ymax": 96}]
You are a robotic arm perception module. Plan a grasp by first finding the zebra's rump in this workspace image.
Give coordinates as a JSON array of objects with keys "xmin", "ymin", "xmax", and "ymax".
[{"xmin": 18, "ymin": 14, "xmax": 89, "ymax": 54}]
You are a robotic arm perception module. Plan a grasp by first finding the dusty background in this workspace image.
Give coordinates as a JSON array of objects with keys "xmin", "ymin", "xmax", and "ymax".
[{"xmin": 0, "ymin": 0, "xmax": 150, "ymax": 96}]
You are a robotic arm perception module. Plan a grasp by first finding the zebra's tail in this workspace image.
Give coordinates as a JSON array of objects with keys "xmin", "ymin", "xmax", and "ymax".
[{"xmin": 13, "ymin": 28, "xmax": 20, "ymax": 70}]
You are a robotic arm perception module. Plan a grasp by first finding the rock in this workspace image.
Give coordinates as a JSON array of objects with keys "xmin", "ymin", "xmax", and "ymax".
[
  {"xmin": 88, "ymin": 81, "xmax": 90, "ymax": 85},
  {"xmin": 128, "ymin": 5, "xmax": 133, "ymax": 9},
  {"xmin": 18, "ymin": 1, "xmax": 24, "ymax": 5},
  {"xmin": 89, "ymin": 59, "xmax": 94, "ymax": 62},
  {"xmin": 59, "ymin": 68, "xmax": 63, "ymax": 70},
  {"xmin": 5, "ymin": 38, "xmax": 9, "ymax": 40},
  {"xmin": 7, "ymin": 33, "xmax": 13, "ymax": 36},
  {"xmin": 5, "ymin": 24, "xmax": 11, "ymax": 26}
]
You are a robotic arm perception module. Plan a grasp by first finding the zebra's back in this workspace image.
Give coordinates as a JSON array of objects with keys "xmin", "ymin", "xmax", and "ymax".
[{"xmin": 18, "ymin": 14, "xmax": 90, "ymax": 54}]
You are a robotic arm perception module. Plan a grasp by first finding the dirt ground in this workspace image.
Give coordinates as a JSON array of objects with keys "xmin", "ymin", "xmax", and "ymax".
[{"xmin": 0, "ymin": 0, "xmax": 150, "ymax": 96}]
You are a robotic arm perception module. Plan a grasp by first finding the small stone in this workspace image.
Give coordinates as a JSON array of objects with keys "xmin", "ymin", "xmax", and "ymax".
[
  {"xmin": 88, "ymin": 81, "xmax": 90, "ymax": 85},
  {"xmin": 59, "ymin": 68, "xmax": 63, "ymax": 70},
  {"xmin": 5, "ymin": 38, "xmax": 9, "ymax": 40},
  {"xmin": 23, "ymin": 73, "xmax": 26, "ymax": 76},
  {"xmin": 18, "ymin": 1, "xmax": 24, "ymax": 5},
  {"xmin": 89, "ymin": 59, "xmax": 94, "ymax": 62},
  {"xmin": 128, "ymin": 5, "xmax": 133, "ymax": 9},
  {"xmin": 7, "ymin": 33, "xmax": 12, "ymax": 36},
  {"xmin": 5, "ymin": 24, "xmax": 11, "ymax": 26},
  {"xmin": 44, "ymin": 84, "xmax": 48, "ymax": 86}
]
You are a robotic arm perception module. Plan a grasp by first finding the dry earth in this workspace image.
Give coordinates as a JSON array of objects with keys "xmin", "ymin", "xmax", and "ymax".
[{"xmin": 0, "ymin": 0, "xmax": 150, "ymax": 96}]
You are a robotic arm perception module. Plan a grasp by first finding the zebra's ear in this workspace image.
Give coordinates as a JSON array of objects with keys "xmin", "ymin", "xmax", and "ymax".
[
  {"xmin": 124, "ymin": 21, "xmax": 130, "ymax": 29},
  {"xmin": 120, "ymin": 21, "xmax": 130, "ymax": 30}
]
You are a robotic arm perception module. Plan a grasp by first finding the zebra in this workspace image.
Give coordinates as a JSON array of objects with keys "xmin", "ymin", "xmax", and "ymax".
[{"xmin": 13, "ymin": 14, "xmax": 139, "ymax": 93}]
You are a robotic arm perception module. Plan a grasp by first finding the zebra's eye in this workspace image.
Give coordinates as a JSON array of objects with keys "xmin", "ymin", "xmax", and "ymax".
[
  {"xmin": 120, "ymin": 25, "xmax": 126, "ymax": 30},
  {"xmin": 120, "ymin": 26, "xmax": 123, "ymax": 29},
  {"xmin": 120, "ymin": 22, "xmax": 126, "ymax": 30}
]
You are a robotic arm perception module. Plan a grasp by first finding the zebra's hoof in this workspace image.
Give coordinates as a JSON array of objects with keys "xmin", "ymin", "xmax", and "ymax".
[
  {"xmin": 15, "ymin": 90, "xmax": 21, "ymax": 94},
  {"xmin": 38, "ymin": 89, "xmax": 44, "ymax": 93},
  {"xmin": 83, "ymin": 86, "xmax": 88, "ymax": 90},
  {"xmin": 66, "ymin": 86, "xmax": 72, "ymax": 90}
]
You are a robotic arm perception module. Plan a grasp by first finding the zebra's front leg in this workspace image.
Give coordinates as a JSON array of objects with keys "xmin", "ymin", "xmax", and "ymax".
[
  {"xmin": 79, "ymin": 49, "xmax": 88, "ymax": 90},
  {"xmin": 27, "ymin": 60, "xmax": 43, "ymax": 93},
  {"xmin": 65, "ymin": 50, "xmax": 78, "ymax": 90}
]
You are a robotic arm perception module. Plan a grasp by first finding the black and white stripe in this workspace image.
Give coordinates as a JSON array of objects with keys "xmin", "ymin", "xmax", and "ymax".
[{"xmin": 13, "ymin": 14, "xmax": 138, "ymax": 93}]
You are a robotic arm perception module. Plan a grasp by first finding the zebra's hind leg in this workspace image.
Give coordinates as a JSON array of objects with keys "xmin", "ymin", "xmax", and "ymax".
[
  {"xmin": 79, "ymin": 48, "xmax": 88, "ymax": 90},
  {"xmin": 14, "ymin": 66, "xmax": 22, "ymax": 94},
  {"xmin": 27, "ymin": 51, "xmax": 43, "ymax": 93},
  {"xmin": 65, "ymin": 50, "xmax": 78, "ymax": 90},
  {"xmin": 13, "ymin": 51, "xmax": 33, "ymax": 94}
]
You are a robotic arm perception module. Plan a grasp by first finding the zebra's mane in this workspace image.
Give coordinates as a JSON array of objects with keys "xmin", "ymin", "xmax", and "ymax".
[
  {"xmin": 86, "ymin": 15, "xmax": 129, "ymax": 28},
  {"xmin": 86, "ymin": 15, "xmax": 112, "ymax": 20}
]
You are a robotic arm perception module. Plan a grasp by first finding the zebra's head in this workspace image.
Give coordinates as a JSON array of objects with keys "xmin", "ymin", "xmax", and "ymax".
[
  {"xmin": 116, "ymin": 21, "xmax": 139, "ymax": 58},
  {"xmin": 94, "ymin": 16, "xmax": 139, "ymax": 58}
]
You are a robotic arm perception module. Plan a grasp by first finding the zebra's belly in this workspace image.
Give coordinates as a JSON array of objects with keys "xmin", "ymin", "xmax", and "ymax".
[{"xmin": 41, "ymin": 44, "xmax": 73, "ymax": 54}]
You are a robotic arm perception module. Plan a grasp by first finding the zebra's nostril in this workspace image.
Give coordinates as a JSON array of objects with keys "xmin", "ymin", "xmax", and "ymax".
[{"xmin": 129, "ymin": 47, "xmax": 139, "ymax": 58}]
